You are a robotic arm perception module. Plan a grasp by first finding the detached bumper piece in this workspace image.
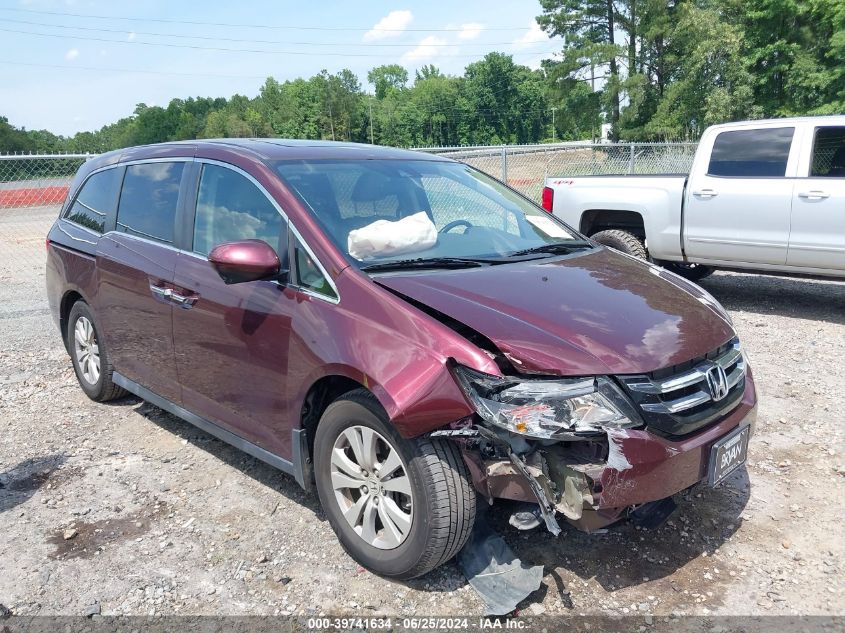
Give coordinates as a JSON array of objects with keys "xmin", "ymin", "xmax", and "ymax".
[{"xmin": 458, "ymin": 513, "xmax": 544, "ymax": 616}]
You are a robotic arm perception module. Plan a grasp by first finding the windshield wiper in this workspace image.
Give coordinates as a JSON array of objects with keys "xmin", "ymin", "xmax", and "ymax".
[
  {"xmin": 507, "ymin": 240, "xmax": 593, "ymax": 258},
  {"xmin": 360, "ymin": 256, "xmax": 488, "ymax": 272}
]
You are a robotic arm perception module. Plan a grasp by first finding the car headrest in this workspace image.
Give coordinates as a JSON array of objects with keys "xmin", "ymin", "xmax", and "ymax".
[
  {"xmin": 289, "ymin": 173, "xmax": 342, "ymax": 223},
  {"xmin": 350, "ymin": 171, "xmax": 402, "ymax": 203}
]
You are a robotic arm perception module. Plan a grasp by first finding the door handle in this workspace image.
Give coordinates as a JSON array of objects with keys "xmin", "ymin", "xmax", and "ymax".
[
  {"xmin": 149, "ymin": 284, "xmax": 172, "ymax": 300},
  {"xmin": 169, "ymin": 291, "xmax": 198, "ymax": 309},
  {"xmin": 798, "ymin": 190, "xmax": 830, "ymax": 200},
  {"xmin": 692, "ymin": 188, "xmax": 718, "ymax": 198},
  {"xmin": 150, "ymin": 283, "xmax": 198, "ymax": 308}
]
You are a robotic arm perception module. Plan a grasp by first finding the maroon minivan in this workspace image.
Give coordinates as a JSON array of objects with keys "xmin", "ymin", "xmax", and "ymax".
[{"xmin": 46, "ymin": 140, "xmax": 756, "ymax": 578}]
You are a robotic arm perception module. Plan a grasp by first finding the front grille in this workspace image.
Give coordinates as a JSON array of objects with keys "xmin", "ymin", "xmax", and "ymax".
[{"xmin": 618, "ymin": 338, "xmax": 746, "ymax": 438}]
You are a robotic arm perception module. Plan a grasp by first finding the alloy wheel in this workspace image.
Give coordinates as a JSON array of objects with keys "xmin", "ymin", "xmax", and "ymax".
[
  {"xmin": 73, "ymin": 316, "xmax": 100, "ymax": 385},
  {"xmin": 329, "ymin": 425, "xmax": 413, "ymax": 550}
]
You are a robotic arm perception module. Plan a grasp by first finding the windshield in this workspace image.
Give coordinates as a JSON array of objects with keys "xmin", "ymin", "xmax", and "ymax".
[{"xmin": 274, "ymin": 159, "xmax": 587, "ymax": 269}]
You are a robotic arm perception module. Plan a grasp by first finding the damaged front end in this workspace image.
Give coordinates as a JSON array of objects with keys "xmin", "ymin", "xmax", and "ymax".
[{"xmin": 437, "ymin": 363, "xmax": 667, "ymax": 535}]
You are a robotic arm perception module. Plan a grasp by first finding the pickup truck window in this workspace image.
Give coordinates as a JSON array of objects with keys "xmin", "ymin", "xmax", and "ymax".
[
  {"xmin": 707, "ymin": 127, "xmax": 794, "ymax": 178},
  {"xmin": 810, "ymin": 127, "xmax": 845, "ymax": 177}
]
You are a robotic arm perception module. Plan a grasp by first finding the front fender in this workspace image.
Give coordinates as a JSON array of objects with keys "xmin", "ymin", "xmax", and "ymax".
[{"xmin": 285, "ymin": 268, "xmax": 498, "ymax": 439}]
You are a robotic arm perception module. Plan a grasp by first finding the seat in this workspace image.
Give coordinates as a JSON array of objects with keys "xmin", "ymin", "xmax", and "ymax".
[
  {"xmin": 349, "ymin": 171, "xmax": 432, "ymax": 225},
  {"xmin": 287, "ymin": 173, "xmax": 349, "ymax": 245}
]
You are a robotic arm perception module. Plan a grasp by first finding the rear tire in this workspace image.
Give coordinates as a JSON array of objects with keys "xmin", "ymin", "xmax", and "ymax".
[
  {"xmin": 314, "ymin": 389, "xmax": 476, "ymax": 579},
  {"xmin": 67, "ymin": 301, "xmax": 126, "ymax": 402},
  {"xmin": 591, "ymin": 229, "xmax": 648, "ymax": 260},
  {"xmin": 662, "ymin": 262, "xmax": 715, "ymax": 282}
]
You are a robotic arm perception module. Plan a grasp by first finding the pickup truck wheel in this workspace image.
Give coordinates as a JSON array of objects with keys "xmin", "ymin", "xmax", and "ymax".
[
  {"xmin": 313, "ymin": 389, "xmax": 476, "ymax": 579},
  {"xmin": 591, "ymin": 229, "xmax": 648, "ymax": 260},
  {"xmin": 66, "ymin": 301, "xmax": 127, "ymax": 402},
  {"xmin": 663, "ymin": 262, "xmax": 715, "ymax": 282}
]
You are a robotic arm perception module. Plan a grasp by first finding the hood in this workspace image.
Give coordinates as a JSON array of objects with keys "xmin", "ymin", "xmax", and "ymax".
[{"xmin": 375, "ymin": 248, "xmax": 735, "ymax": 376}]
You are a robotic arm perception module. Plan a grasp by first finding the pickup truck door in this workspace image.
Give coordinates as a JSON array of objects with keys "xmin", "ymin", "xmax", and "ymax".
[
  {"xmin": 683, "ymin": 126, "xmax": 799, "ymax": 265},
  {"xmin": 787, "ymin": 125, "xmax": 845, "ymax": 271}
]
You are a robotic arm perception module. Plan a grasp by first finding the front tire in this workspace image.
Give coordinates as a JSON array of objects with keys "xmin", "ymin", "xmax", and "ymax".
[
  {"xmin": 591, "ymin": 229, "xmax": 648, "ymax": 260},
  {"xmin": 314, "ymin": 389, "xmax": 476, "ymax": 579},
  {"xmin": 67, "ymin": 301, "xmax": 126, "ymax": 402}
]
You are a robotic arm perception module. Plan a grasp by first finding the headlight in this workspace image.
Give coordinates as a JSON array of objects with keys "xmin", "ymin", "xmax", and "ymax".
[{"xmin": 451, "ymin": 365, "xmax": 641, "ymax": 439}]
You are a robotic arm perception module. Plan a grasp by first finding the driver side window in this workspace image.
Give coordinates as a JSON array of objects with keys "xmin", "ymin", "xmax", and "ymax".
[
  {"xmin": 193, "ymin": 163, "xmax": 285, "ymax": 256},
  {"xmin": 420, "ymin": 175, "xmax": 519, "ymax": 235}
]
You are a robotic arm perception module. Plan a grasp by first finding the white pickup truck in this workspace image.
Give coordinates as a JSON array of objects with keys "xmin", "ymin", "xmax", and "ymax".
[{"xmin": 542, "ymin": 116, "xmax": 845, "ymax": 280}]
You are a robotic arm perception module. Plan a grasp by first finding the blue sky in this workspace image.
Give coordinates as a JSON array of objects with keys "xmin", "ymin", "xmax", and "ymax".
[{"xmin": 0, "ymin": 0, "xmax": 559, "ymax": 136}]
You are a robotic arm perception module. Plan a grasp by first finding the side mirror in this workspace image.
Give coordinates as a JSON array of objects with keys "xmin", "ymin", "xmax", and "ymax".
[{"xmin": 208, "ymin": 239, "xmax": 285, "ymax": 285}]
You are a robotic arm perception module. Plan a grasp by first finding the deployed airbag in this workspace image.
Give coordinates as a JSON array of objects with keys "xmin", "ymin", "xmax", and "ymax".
[{"xmin": 348, "ymin": 212, "xmax": 437, "ymax": 260}]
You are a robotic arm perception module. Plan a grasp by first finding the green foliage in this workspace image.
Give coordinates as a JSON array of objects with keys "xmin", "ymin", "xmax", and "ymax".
[
  {"xmin": 2, "ymin": 1, "xmax": 844, "ymax": 154},
  {"xmin": 538, "ymin": 0, "xmax": 844, "ymax": 140},
  {"xmin": 368, "ymin": 64, "xmax": 409, "ymax": 100}
]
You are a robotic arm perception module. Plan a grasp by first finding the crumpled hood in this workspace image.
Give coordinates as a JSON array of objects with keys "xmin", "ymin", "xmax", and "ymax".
[{"xmin": 375, "ymin": 248, "xmax": 735, "ymax": 376}]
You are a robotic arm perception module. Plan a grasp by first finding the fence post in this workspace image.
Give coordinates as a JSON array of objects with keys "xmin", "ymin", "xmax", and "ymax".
[
  {"xmin": 628, "ymin": 143, "xmax": 635, "ymax": 174},
  {"xmin": 501, "ymin": 145, "xmax": 508, "ymax": 183}
]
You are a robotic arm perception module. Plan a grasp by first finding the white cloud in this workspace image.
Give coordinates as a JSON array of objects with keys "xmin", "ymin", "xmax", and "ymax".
[
  {"xmin": 127, "ymin": 31, "xmax": 136, "ymax": 41},
  {"xmin": 64, "ymin": 48, "xmax": 79, "ymax": 61},
  {"xmin": 401, "ymin": 35, "xmax": 447, "ymax": 62},
  {"xmin": 363, "ymin": 10, "xmax": 413, "ymax": 41},
  {"xmin": 512, "ymin": 22, "xmax": 549, "ymax": 50},
  {"xmin": 458, "ymin": 22, "xmax": 484, "ymax": 40}
]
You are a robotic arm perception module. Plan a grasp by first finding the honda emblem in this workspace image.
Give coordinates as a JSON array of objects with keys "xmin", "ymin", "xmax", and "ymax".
[{"xmin": 705, "ymin": 364, "xmax": 729, "ymax": 401}]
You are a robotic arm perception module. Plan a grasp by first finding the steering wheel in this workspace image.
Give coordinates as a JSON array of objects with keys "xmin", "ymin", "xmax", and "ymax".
[{"xmin": 440, "ymin": 219, "xmax": 474, "ymax": 234}]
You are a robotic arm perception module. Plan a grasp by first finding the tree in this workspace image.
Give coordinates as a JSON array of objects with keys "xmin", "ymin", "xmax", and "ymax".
[
  {"xmin": 727, "ymin": 0, "xmax": 844, "ymax": 116},
  {"xmin": 415, "ymin": 64, "xmax": 443, "ymax": 82},
  {"xmin": 367, "ymin": 64, "xmax": 409, "ymax": 100},
  {"xmin": 0, "ymin": 116, "xmax": 35, "ymax": 152},
  {"xmin": 459, "ymin": 53, "xmax": 549, "ymax": 144},
  {"xmin": 537, "ymin": 0, "xmax": 625, "ymax": 140},
  {"xmin": 641, "ymin": 3, "xmax": 759, "ymax": 139},
  {"xmin": 5, "ymin": 9, "xmax": 842, "ymax": 155}
]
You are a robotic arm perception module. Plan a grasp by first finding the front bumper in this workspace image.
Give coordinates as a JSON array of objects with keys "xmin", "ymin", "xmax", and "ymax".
[{"xmin": 464, "ymin": 369, "xmax": 757, "ymax": 532}]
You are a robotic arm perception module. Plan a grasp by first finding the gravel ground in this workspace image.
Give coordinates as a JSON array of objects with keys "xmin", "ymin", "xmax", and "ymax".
[{"xmin": 1, "ymin": 206, "xmax": 844, "ymax": 618}]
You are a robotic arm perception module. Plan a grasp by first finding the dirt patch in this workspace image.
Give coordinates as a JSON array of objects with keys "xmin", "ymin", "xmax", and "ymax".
[{"xmin": 47, "ymin": 501, "xmax": 168, "ymax": 560}]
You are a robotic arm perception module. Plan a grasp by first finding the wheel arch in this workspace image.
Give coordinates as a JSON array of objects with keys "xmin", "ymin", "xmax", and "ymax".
[
  {"xmin": 59, "ymin": 289, "xmax": 88, "ymax": 351},
  {"xmin": 580, "ymin": 209, "xmax": 646, "ymax": 240},
  {"xmin": 299, "ymin": 374, "xmax": 371, "ymax": 463}
]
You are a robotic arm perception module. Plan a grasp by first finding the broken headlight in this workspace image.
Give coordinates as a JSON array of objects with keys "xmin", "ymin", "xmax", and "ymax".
[{"xmin": 452, "ymin": 365, "xmax": 641, "ymax": 439}]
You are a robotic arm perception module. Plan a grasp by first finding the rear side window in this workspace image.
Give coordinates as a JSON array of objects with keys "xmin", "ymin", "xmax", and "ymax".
[
  {"xmin": 193, "ymin": 163, "xmax": 285, "ymax": 256},
  {"xmin": 810, "ymin": 127, "xmax": 845, "ymax": 177},
  {"xmin": 116, "ymin": 162, "xmax": 185, "ymax": 243},
  {"xmin": 707, "ymin": 127, "xmax": 795, "ymax": 177},
  {"xmin": 64, "ymin": 168, "xmax": 122, "ymax": 234}
]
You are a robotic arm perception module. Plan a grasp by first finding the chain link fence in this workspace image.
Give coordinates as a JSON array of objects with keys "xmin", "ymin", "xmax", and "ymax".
[
  {"xmin": 0, "ymin": 143, "xmax": 697, "ymax": 276},
  {"xmin": 0, "ymin": 154, "xmax": 93, "ymax": 279},
  {"xmin": 413, "ymin": 142, "xmax": 698, "ymax": 201}
]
